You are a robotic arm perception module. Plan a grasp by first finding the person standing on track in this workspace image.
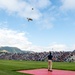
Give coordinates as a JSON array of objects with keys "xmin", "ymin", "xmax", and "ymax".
[{"xmin": 48, "ymin": 52, "xmax": 53, "ymax": 72}]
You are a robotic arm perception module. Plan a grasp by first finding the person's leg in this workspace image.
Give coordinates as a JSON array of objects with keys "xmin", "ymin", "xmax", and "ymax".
[
  {"xmin": 48, "ymin": 60, "xmax": 50, "ymax": 70},
  {"xmin": 48, "ymin": 60, "xmax": 52, "ymax": 71},
  {"xmin": 50, "ymin": 60, "xmax": 52, "ymax": 71}
]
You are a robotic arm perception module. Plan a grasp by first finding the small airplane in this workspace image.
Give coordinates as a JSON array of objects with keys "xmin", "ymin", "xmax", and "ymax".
[{"xmin": 27, "ymin": 18, "xmax": 33, "ymax": 22}]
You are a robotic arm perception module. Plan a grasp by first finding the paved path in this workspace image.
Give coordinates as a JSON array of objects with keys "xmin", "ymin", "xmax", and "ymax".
[{"xmin": 18, "ymin": 69, "xmax": 75, "ymax": 75}]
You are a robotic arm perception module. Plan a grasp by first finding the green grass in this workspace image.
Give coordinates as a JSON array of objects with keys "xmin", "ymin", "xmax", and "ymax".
[{"xmin": 0, "ymin": 60, "xmax": 75, "ymax": 75}]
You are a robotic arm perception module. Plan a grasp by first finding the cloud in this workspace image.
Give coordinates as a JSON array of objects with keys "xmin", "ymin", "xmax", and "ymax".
[
  {"xmin": 0, "ymin": 0, "xmax": 51, "ymax": 20},
  {"xmin": 26, "ymin": 0, "xmax": 51, "ymax": 9},
  {"xmin": 0, "ymin": 0, "xmax": 42, "ymax": 20},
  {"xmin": 27, "ymin": 43, "xmax": 70, "ymax": 52},
  {"xmin": 0, "ymin": 27, "xmax": 69, "ymax": 52},
  {"xmin": 0, "ymin": 28, "xmax": 73, "ymax": 52},
  {"xmin": 36, "ymin": 9, "xmax": 55, "ymax": 30},
  {"xmin": 60, "ymin": 0, "xmax": 75, "ymax": 11},
  {"xmin": 36, "ymin": 18, "xmax": 53, "ymax": 30},
  {"xmin": 72, "ymin": 44, "xmax": 75, "ymax": 50},
  {"xmin": 0, "ymin": 28, "xmax": 32, "ymax": 50},
  {"xmin": 0, "ymin": 21, "xmax": 8, "ymax": 28},
  {"xmin": 0, "ymin": 0, "xmax": 54, "ymax": 29},
  {"xmin": 49, "ymin": 44, "xmax": 68, "ymax": 51}
]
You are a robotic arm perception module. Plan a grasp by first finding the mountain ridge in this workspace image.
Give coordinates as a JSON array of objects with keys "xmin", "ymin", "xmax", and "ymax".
[{"xmin": 0, "ymin": 46, "xmax": 23, "ymax": 53}]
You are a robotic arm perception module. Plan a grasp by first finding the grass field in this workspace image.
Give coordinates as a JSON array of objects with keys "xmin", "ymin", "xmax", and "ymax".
[{"xmin": 0, "ymin": 60, "xmax": 75, "ymax": 75}]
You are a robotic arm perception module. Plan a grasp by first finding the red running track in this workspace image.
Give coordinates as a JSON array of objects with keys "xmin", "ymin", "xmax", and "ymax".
[{"xmin": 18, "ymin": 69, "xmax": 75, "ymax": 75}]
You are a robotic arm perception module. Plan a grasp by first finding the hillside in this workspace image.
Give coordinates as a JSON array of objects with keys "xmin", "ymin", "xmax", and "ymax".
[{"xmin": 0, "ymin": 46, "xmax": 23, "ymax": 53}]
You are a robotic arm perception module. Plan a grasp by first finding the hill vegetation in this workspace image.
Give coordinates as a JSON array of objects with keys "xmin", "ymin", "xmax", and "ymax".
[{"xmin": 0, "ymin": 46, "xmax": 23, "ymax": 53}]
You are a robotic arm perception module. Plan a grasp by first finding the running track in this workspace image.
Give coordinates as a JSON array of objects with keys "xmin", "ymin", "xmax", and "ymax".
[{"xmin": 18, "ymin": 69, "xmax": 75, "ymax": 75}]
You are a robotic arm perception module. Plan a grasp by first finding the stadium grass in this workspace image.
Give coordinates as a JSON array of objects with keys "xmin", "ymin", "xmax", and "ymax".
[{"xmin": 0, "ymin": 60, "xmax": 75, "ymax": 75}]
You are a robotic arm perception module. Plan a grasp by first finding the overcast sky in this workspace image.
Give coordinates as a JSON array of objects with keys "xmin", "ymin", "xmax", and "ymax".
[{"xmin": 0, "ymin": 0, "xmax": 75, "ymax": 52}]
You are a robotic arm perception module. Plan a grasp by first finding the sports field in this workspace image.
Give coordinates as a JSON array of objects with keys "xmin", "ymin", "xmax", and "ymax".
[{"xmin": 0, "ymin": 60, "xmax": 75, "ymax": 75}]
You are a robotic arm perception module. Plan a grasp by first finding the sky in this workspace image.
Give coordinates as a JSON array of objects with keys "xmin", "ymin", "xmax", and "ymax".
[{"xmin": 0, "ymin": 0, "xmax": 75, "ymax": 52}]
